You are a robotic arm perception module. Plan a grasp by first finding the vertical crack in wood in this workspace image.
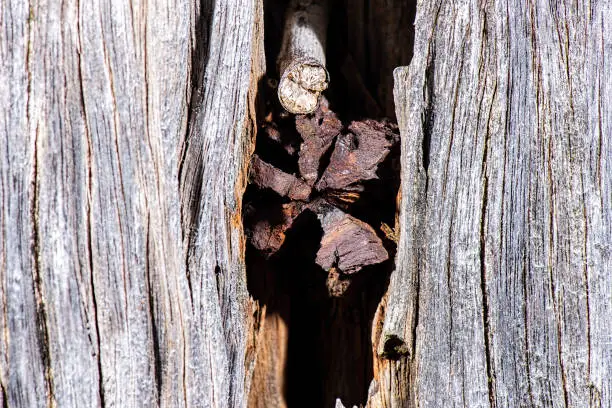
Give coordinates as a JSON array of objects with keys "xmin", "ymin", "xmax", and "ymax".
[
  {"xmin": 522, "ymin": 258, "xmax": 535, "ymax": 406},
  {"xmin": 178, "ymin": 0, "xmax": 217, "ymax": 310},
  {"xmin": 23, "ymin": 3, "xmax": 55, "ymax": 404},
  {"xmin": 579, "ymin": 171, "xmax": 592, "ymax": 379},
  {"xmin": 178, "ymin": 0, "xmax": 215, "ymax": 247},
  {"xmin": 479, "ymin": 151, "xmax": 494, "ymax": 408},
  {"xmin": 480, "ymin": 76, "xmax": 497, "ymax": 408},
  {"xmin": 78, "ymin": 41, "xmax": 106, "ymax": 405},
  {"xmin": 86, "ymin": 198, "xmax": 105, "ymax": 408},
  {"xmin": 546, "ymin": 131, "xmax": 570, "ymax": 408},
  {"xmin": 421, "ymin": 49, "xmax": 434, "ymax": 180},
  {"xmin": 30, "ymin": 127, "xmax": 54, "ymax": 407},
  {"xmin": 0, "ymin": 381, "xmax": 7, "ymax": 408},
  {"xmin": 145, "ymin": 215, "xmax": 162, "ymax": 403}
]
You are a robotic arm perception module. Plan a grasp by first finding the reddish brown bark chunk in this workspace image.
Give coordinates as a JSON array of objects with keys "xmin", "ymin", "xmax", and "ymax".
[
  {"xmin": 246, "ymin": 100, "xmax": 398, "ymax": 287},
  {"xmin": 247, "ymin": 201, "xmax": 303, "ymax": 257},
  {"xmin": 314, "ymin": 204, "xmax": 388, "ymax": 274},
  {"xmin": 296, "ymin": 98, "xmax": 343, "ymax": 185},
  {"xmin": 316, "ymin": 119, "xmax": 398, "ymax": 192},
  {"xmin": 249, "ymin": 154, "xmax": 311, "ymax": 201}
]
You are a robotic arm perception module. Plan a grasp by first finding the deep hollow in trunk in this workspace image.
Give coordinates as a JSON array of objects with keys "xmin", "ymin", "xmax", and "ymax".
[{"xmin": 245, "ymin": 0, "xmax": 415, "ymax": 406}]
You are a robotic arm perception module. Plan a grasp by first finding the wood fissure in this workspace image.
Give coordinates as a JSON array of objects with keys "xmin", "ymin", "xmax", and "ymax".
[
  {"xmin": 0, "ymin": 381, "xmax": 7, "ymax": 408},
  {"xmin": 81, "ymin": 63, "xmax": 105, "ymax": 407},
  {"xmin": 145, "ymin": 215, "xmax": 162, "ymax": 403},
  {"xmin": 245, "ymin": 3, "xmax": 419, "ymax": 405},
  {"xmin": 30, "ymin": 123, "xmax": 55, "ymax": 408},
  {"xmin": 479, "ymin": 160, "xmax": 494, "ymax": 408}
]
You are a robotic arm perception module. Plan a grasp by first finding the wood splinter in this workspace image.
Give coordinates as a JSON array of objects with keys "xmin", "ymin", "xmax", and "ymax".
[{"xmin": 277, "ymin": 0, "xmax": 330, "ymax": 114}]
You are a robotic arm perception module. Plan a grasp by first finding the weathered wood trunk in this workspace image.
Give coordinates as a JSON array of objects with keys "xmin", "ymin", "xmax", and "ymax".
[
  {"xmin": 1, "ymin": 0, "xmax": 264, "ymax": 406},
  {"xmin": 1, "ymin": 0, "xmax": 610, "ymax": 408},
  {"xmin": 371, "ymin": 1, "xmax": 611, "ymax": 407}
]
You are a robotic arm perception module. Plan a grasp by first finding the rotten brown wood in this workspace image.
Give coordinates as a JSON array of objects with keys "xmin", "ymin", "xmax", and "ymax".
[
  {"xmin": 244, "ymin": 92, "xmax": 396, "ymax": 407},
  {"xmin": 316, "ymin": 120, "xmax": 399, "ymax": 192},
  {"xmin": 245, "ymin": 105, "xmax": 397, "ymax": 281},
  {"xmin": 312, "ymin": 202, "xmax": 388, "ymax": 274},
  {"xmin": 245, "ymin": 201, "xmax": 303, "ymax": 256},
  {"xmin": 296, "ymin": 98, "xmax": 343, "ymax": 185},
  {"xmin": 249, "ymin": 154, "xmax": 312, "ymax": 201}
]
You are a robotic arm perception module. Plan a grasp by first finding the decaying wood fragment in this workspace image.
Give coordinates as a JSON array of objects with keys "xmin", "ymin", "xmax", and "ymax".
[
  {"xmin": 313, "ymin": 203, "xmax": 388, "ymax": 274},
  {"xmin": 296, "ymin": 98, "xmax": 343, "ymax": 185},
  {"xmin": 316, "ymin": 120, "xmax": 399, "ymax": 191},
  {"xmin": 246, "ymin": 201, "xmax": 304, "ymax": 256},
  {"xmin": 247, "ymin": 107, "xmax": 397, "ymax": 277},
  {"xmin": 277, "ymin": 0, "xmax": 330, "ymax": 114},
  {"xmin": 326, "ymin": 267, "xmax": 351, "ymax": 297},
  {"xmin": 249, "ymin": 154, "xmax": 311, "ymax": 201}
]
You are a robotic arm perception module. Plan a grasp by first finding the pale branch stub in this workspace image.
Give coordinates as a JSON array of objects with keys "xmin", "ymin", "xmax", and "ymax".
[{"xmin": 277, "ymin": 0, "xmax": 330, "ymax": 114}]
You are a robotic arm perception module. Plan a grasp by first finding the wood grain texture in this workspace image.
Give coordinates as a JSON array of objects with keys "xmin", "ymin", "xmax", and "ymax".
[
  {"xmin": 179, "ymin": 0, "xmax": 265, "ymax": 404},
  {"xmin": 3, "ymin": 0, "xmax": 610, "ymax": 405},
  {"xmin": 0, "ymin": 0, "xmax": 264, "ymax": 406},
  {"xmin": 371, "ymin": 1, "xmax": 611, "ymax": 407}
]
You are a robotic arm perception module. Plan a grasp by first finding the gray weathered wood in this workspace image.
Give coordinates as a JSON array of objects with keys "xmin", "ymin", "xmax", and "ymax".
[
  {"xmin": 371, "ymin": 1, "xmax": 611, "ymax": 407},
  {"xmin": 1, "ymin": 0, "xmax": 264, "ymax": 406},
  {"xmin": 2, "ymin": 0, "xmax": 610, "ymax": 406}
]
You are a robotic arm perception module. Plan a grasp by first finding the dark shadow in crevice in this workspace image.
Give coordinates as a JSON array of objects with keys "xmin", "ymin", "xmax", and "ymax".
[
  {"xmin": 326, "ymin": 0, "xmax": 417, "ymax": 121},
  {"xmin": 273, "ymin": 211, "xmax": 393, "ymax": 408}
]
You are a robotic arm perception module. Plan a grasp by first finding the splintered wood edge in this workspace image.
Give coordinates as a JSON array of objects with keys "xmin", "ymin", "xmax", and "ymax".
[{"xmin": 278, "ymin": 57, "xmax": 329, "ymax": 114}]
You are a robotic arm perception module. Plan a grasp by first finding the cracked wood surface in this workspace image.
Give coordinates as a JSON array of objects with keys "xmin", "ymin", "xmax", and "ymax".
[
  {"xmin": 0, "ymin": 0, "xmax": 264, "ymax": 406},
  {"xmin": 2, "ymin": 0, "xmax": 611, "ymax": 406},
  {"xmin": 371, "ymin": 1, "xmax": 611, "ymax": 407}
]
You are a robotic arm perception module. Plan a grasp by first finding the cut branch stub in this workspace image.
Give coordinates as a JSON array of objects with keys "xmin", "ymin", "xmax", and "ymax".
[
  {"xmin": 277, "ymin": 0, "xmax": 329, "ymax": 114},
  {"xmin": 312, "ymin": 202, "xmax": 388, "ymax": 274}
]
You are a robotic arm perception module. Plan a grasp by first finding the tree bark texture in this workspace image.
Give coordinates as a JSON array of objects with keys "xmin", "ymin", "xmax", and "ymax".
[
  {"xmin": 1, "ymin": 0, "xmax": 264, "ymax": 406},
  {"xmin": 1, "ymin": 0, "xmax": 610, "ymax": 407},
  {"xmin": 371, "ymin": 1, "xmax": 611, "ymax": 407}
]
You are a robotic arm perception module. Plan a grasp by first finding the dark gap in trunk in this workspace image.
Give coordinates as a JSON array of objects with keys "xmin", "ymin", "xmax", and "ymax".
[{"xmin": 246, "ymin": 0, "xmax": 416, "ymax": 406}]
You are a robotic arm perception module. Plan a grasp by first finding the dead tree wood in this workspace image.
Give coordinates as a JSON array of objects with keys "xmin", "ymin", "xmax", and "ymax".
[
  {"xmin": 1, "ymin": 0, "xmax": 610, "ymax": 407},
  {"xmin": 277, "ymin": 0, "xmax": 330, "ymax": 114},
  {"xmin": 0, "ymin": 0, "xmax": 264, "ymax": 406},
  {"xmin": 368, "ymin": 2, "xmax": 612, "ymax": 407}
]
